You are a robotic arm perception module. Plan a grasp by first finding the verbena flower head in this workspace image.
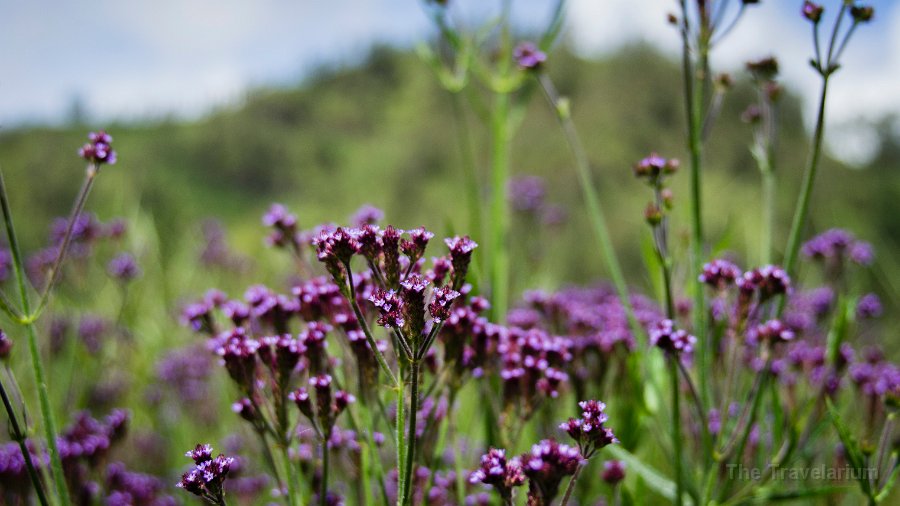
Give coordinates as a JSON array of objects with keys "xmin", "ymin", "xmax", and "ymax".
[
  {"xmin": 602, "ymin": 460, "xmax": 626, "ymax": 485},
  {"xmin": 351, "ymin": 204, "xmax": 384, "ymax": 227},
  {"xmin": 429, "ymin": 285, "xmax": 461, "ymax": 322},
  {"xmin": 520, "ymin": 439, "xmax": 582, "ymax": 504},
  {"xmin": 737, "ymin": 265, "xmax": 791, "ymax": 301},
  {"xmin": 400, "ymin": 227, "xmax": 434, "ymax": 264},
  {"xmin": 802, "ymin": 1, "xmax": 824, "ymax": 23},
  {"xmin": 748, "ymin": 319, "xmax": 795, "ymax": 346},
  {"xmin": 513, "ymin": 42, "xmax": 546, "ymax": 70},
  {"xmin": 262, "ymin": 203, "xmax": 298, "ymax": 248},
  {"xmin": 79, "ymin": 130, "xmax": 117, "ymax": 165},
  {"xmin": 650, "ymin": 319, "xmax": 696, "ymax": 355},
  {"xmin": 445, "ymin": 235, "xmax": 477, "ymax": 289},
  {"xmin": 369, "ymin": 288, "xmax": 405, "ymax": 328},
  {"xmin": 469, "ymin": 448, "xmax": 525, "ymax": 501},
  {"xmin": 107, "ymin": 253, "xmax": 140, "ymax": 282},
  {"xmin": 560, "ymin": 399, "xmax": 618, "ymax": 457},
  {"xmin": 746, "ymin": 57, "xmax": 779, "ymax": 81},
  {"xmin": 699, "ymin": 259, "xmax": 742, "ymax": 290},
  {"xmin": 176, "ymin": 444, "xmax": 234, "ymax": 504},
  {"xmin": 633, "ymin": 153, "xmax": 678, "ymax": 181},
  {"xmin": 856, "ymin": 293, "xmax": 882, "ymax": 319}
]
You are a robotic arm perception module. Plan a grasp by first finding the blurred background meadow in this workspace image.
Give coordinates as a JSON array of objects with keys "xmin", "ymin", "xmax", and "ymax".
[{"xmin": 1, "ymin": 0, "xmax": 899, "ymax": 504}]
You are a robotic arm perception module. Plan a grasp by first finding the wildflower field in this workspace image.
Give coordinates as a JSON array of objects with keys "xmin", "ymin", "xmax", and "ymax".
[{"xmin": 1, "ymin": 1, "xmax": 899, "ymax": 505}]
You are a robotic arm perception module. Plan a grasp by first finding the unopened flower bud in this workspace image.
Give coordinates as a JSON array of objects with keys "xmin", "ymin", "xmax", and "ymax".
[
  {"xmin": 644, "ymin": 203, "xmax": 663, "ymax": 226},
  {"xmin": 802, "ymin": 1, "xmax": 824, "ymax": 24}
]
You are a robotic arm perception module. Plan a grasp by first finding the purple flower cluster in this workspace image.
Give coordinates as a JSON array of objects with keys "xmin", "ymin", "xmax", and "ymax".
[
  {"xmin": 521, "ymin": 439, "xmax": 582, "ymax": 505},
  {"xmin": 699, "ymin": 259, "xmax": 742, "ymax": 290},
  {"xmin": 262, "ymin": 203, "xmax": 300, "ymax": 249},
  {"xmin": 469, "ymin": 448, "xmax": 526, "ymax": 501},
  {"xmin": 499, "ymin": 327, "xmax": 571, "ymax": 415},
  {"xmin": 176, "ymin": 444, "xmax": 234, "ymax": 505},
  {"xmin": 849, "ymin": 351, "xmax": 900, "ymax": 402},
  {"xmin": 650, "ymin": 319, "xmax": 697, "ymax": 355},
  {"xmin": 559, "ymin": 399, "xmax": 618, "ymax": 457},
  {"xmin": 78, "ymin": 130, "xmax": 117, "ymax": 165},
  {"xmin": 107, "ymin": 252, "xmax": 140, "ymax": 282},
  {"xmin": 801, "ymin": 228, "xmax": 873, "ymax": 267}
]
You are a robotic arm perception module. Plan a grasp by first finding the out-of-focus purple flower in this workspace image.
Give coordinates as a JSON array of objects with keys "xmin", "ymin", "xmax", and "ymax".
[
  {"xmin": 78, "ymin": 316, "xmax": 109, "ymax": 354},
  {"xmin": 105, "ymin": 461, "xmax": 176, "ymax": 506},
  {"xmin": 351, "ymin": 204, "xmax": 384, "ymax": 227},
  {"xmin": 158, "ymin": 346, "xmax": 213, "ymax": 403},
  {"xmin": 0, "ymin": 248, "xmax": 11, "ymax": 282},
  {"xmin": 802, "ymin": 1, "xmax": 824, "ymax": 23},
  {"xmin": 633, "ymin": 153, "xmax": 679, "ymax": 181},
  {"xmin": 748, "ymin": 319, "xmax": 794, "ymax": 346},
  {"xmin": 107, "ymin": 253, "xmax": 140, "ymax": 282},
  {"xmin": 856, "ymin": 293, "xmax": 882, "ymax": 319},
  {"xmin": 0, "ymin": 329, "xmax": 11, "ymax": 359},
  {"xmin": 508, "ymin": 176, "xmax": 546, "ymax": 213},
  {"xmin": 746, "ymin": 57, "xmax": 779, "ymax": 81},
  {"xmin": 513, "ymin": 42, "xmax": 546, "ymax": 70},
  {"xmin": 699, "ymin": 259, "xmax": 742, "ymax": 290},
  {"xmin": 469, "ymin": 448, "xmax": 525, "ymax": 501},
  {"xmin": 520, "ymin": 439, "xmax": 582, "ymax": 504},
  {"xmin": 649, "ymin": 319, "xmax": 696, "ymax": 355},
  {"xmin": 262, "ymin": 203, "xmax": 299, "ymax": 249},
  {"xmin": 802, "ymin": 229, "xmax": 873, "ymax": 266},
  {"xmin": 741, "ymin": 104, "xmax": 762, "ymax": 124},
  {"xmin": 737, "ymin": 265, "xmax": 791, "ymax": 302},
  {"xmin": 79, "ymin": 130, "xmax": 117, "ymax": 165},
  {"xmin": 602, "ymin": 460, "xmax": 626, "ymax": 485}
]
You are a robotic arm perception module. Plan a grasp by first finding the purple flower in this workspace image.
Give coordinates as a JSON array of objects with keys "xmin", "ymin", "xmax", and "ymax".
[
  {"xmin": 602, "ymin": 460, "xmax": 626, "ymax": 485},
  {"xmin": 748, "ymin": 319, "xmax": 795, "ymax": 345},
  {"xmin": 649, "ymin": 319, "xmax": 696, "ymax": 355},
  {"xmin": 513, "ymin": 42, "xmax": 546, "ymax": 70},
  {"xmin": 262, "ymin": 204, "xmax": 298, "ymax": 249},
  {"xmin": 176, "ymin": 445, "xmax": 234, "ymax": 505},
  {"xmin": 429, "ymin": 285, "xmax": 461, "ymax": 322},
  {"xmin": 469, "ymin": 448, "xmax": 525, "ymax": 501},
  {"xmin": 633, "ymin": 153, "xmax": 679, "ymax": 181},
  {"xmin": 0, "ymin": 248, "xmax": 11, "ymax": 282},
  {"xmin": 737, "ymin": 265, "xmax": 791, "ymax": 302},
  {"xmin": 79, "ymin": 130, "xmax": 117, "ymax": 165},
  {"xmin": 400, "ymin": 227, "xmax": 434, "ymax": 264},
  {"xmin": 508, "ymin": 176, "xmax": 546, "ymax": 212},
  {"xmin": 856, "ymin": 293, "xmax": 882, "ymax": 319},
  {"xmin": 444, "ymin": 236, "xmax": 477, "ymax": 289},
  {"xmin": 520, "ymin": 439, "xmax": 582, "ymax": 504},
  {"xmin": 699, "ymin": 259, "xmax": 742, "ymax": 290},
  {"xmin": 802, "ymin": 2, "xmax": 824, "ymax": 23},
  {"xmin": 107, "ymin": 253, "xmax": 140, "ymax": 282},
  {"xmin": 351, "ymin": 204, "xmax": 384, "ymax": 227},
  {"xmin": 802, "ymin": 229, "xmax": 873, "ymax": 266},
  {"xmin": 0, "ymin": 330, "xmax": 10, "ymax": 359},
  {"xmin": 559, "ymin": 399, "xmax": 618, "ymax": 456},
  {"xmin": 369, "ymin": 288, "xmax": 405, "ymax": 329}
]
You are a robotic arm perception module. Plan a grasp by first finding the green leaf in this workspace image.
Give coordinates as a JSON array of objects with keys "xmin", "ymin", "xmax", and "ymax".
[{"xmin": 605, "ymin": 445, "xmax": 693, "ymax": 504}]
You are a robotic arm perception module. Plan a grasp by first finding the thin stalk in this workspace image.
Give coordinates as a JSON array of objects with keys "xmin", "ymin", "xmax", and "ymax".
[
  {"xmin": 395, "ymin": 378, "xmax": 406, "ymax": 506},
  {"xmin": 28, "ymin": 168, "xmax": 98, "ymax": 323},
  {"xmin": 669, "ymin": 358, "xmax": 685, "ymax": 506},
  {"xmin": 535, "ymin": 74, "xmax": 644, "ymax": 345},
  {"xmin": 450, "ymin": 93, "xmax": 483, "ymax": 258},
  {"xmin": 0, "ymin": 169, "xmax": 70, "ymax": 505},
  {"xmin": 0, "ymin": 375, "xmax": 50, "ymax": 506},
  {"xmin": 345, "ymin": 263, "xmax": 399, "ymax": 387},
  {"xmin": 400, "ymin": 359, "xmax": 421, "ymax": 506},
  {"xmin": 781, "ymin": 76, "xmax": 830, "ymax": 281},
  {"xmin": 489, "ymin": 91, "xmax": 511, "ymax": 323},
  {"xmin": 320, "ymin": 437, "xmax": 329, "ymax": 505},
  {"xmin": 679, "ymin": 1, "xmax": 711, "ymax": 409},
  {"xmin": 559, "ymin": 463, "xmax": 584, "ymax": 506},
  {"xmin": 761, "ymin": 167, "xmax": 775, "ymax": 265}
]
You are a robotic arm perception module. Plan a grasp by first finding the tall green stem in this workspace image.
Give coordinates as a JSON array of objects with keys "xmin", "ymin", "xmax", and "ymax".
[
  {"xmin": 489, "ymin": 91, "xmax": 511, "ymax": 323},
  {"xmin": 761, "ymin": 169, "xmax": 775, "ymax": 264},
  {"xmin": 400, "ymin": 360, "xmax": 421, "ymax": 506},
  {"xmin": 0, "ymin": 375, "xmax": 50, "ymax": 506},
  {"xmin": 669, "ymin": 358, "xmax": 684, "ymax": 506},
  {"xmin": 535, "ymin": 74, "xmax": 644, "ymax": 344},
  {"xmin": 0, "ymin": 169, "xmax": 70, "ymax": 505},
  {"xmin": 559, "ymin": 464, "xmax": 583, "ymax": 506},
  {"xmin": 320, "ymin": 437, "xmax": 329, "ymax": 505},
  {"xmin": 782, "ymin": 76, "xmax": 830, "ymax": 280}
]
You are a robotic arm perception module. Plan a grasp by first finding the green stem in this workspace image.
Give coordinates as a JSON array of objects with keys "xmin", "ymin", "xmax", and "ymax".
[
  {"xmin": 0, "ymin": 169, "xmax": 70, "ymax": 506},
  {"xmin": 400, "ymin": 360, "xmax": 421, "ymax": 506},
  {"xmin": 535, "ymin": 74, "xmax": 644, "ymax": 345},
  {"xmin": 761, "ymin": 169, "xmax": 775, "ymax": 265},
  {"xmin": 395, "ymin": 378, "xmax": 406, "ymax": 506},
  {"xmin": 345, "ymin": 263, "xmax": 399, "ymax": 387},
  {"xmin": 669, "ymin": 358, "xmax": 684, "ymax": 506},
  {"xmin": 320, "ymin": 436, "xmax": 329, "ymax": 505},
  {"xmin": 0, "ymin": 374, "xmax": 50, "ymax": 506},
  {"xmin": 489, "ymin": 91, "xmax": 511, "ymax": 323},
  {"xmin": 781, "ymin": 76, "xmax": 830, "ymax": 281},
  {"xmin": 559, "ymin": 463, "xmax": 584, "ymax": 506},
  {"xmin": 450, "ymin": 93, "xmax": 483, "ymax": 263}
]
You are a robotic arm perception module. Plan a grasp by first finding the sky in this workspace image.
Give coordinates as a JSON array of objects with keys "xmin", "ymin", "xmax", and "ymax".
[{"xmin": 1, "ymin": 1, "xmax": 897, "ymax": 160}]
